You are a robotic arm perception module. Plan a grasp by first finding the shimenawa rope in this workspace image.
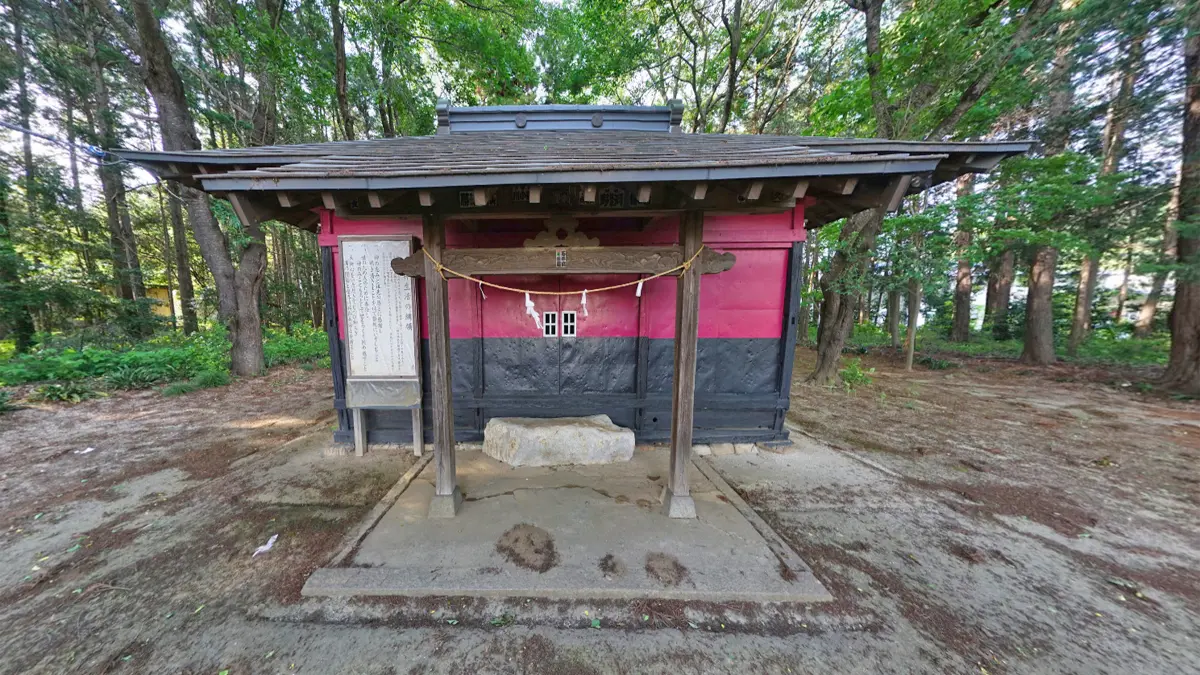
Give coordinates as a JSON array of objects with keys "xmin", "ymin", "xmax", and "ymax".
[{"xmin": 419, "ymin": 245, "xmax": 706, "ymax": 296}]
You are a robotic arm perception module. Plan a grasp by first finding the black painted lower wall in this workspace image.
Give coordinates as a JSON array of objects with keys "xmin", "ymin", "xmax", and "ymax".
[{"xmin": 333, "ymin": 336, "xmax": 792, "ymax": 445}]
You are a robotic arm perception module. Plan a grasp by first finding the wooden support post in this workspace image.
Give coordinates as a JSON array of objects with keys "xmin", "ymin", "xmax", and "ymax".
[
  {"xmin": 352, "ymin": 408, "xmax": 367, "ymax": 457},
  {"xmin": 367, "ymin": 191, "xmax": 383, "ymax": 208},
  {"xmin": 792, "ymin": 180, "xmax": 809, "ymax": 199},
  {"xmin": 664, "ymin": 210, "xmax": 703, "ymax": 519},
  {"xmin": 277, "ymin": 192, "xmax": 296, "ymax": 208},
  {"xmin": 321, "ymin": 192, "xmax": 337, "ymax": 210},
  {"xmin": 423, "ymin": 214, "xmax": 461, "ymax": 517},
  {"xmin": 412, "ymin": 406, "xmax": 424, "ymax": 457},
  {"xmin": 740, "ymin": 181, "xmax": 764, "ymax": 202}
]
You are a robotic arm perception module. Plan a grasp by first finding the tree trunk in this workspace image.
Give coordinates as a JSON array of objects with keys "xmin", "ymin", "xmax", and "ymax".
[
  {"xmin": 1020, "ymin": 246, "xmax": 1058, "ymax": 364},
  {"xmin": 84, "ymin": 22, "xmax": 148, "ymax": 312},
  {"xmin": 1067, "ymin": 252, "xmax": 1100, "ymax": 355},
  {"xmin": 1114, "ymin": 244, "xmax": 1133, "ymax": 322},
  {"xmin": 5, "ymin": 0, "xmax": 36, "ymax": 352},
  {"xmin": 984, "ymin": 247, "xmax": 1015, "ymax": 339},
  {"xmin": 1135, "ymin": 177, "xmax": 1180, "ymax": 338},
  {"xmin": 168, "ymin": 186, "xmax": 198, "ymax": 334},
  {"xmin": 156, "ymin": 187, "xmax": 178, "ymax": 330},
  {"xmin": 905, "ymin": 278, "xmax": 920, "ymax": 370},
  {"xmin": 64, "ymin": 103, "xmax": 97, "ymax": 277},
  {"xmin": 1068, "ymin": 29, "xmax": 1144, "ymax": 355},
  {"xmin": 809, "ymin": 209, "xmax": 885, "ymax": 385},
  {"xmin": 1162, "ymin": 12, "xmax": 1200, "ymax": 392},
  {"xmin": 331, "ymin": 0, "xmax": 354, "ymax": 141},
  {"xmin": 797, "ymin": 240, "xmax": 811, "ymax": 344},
  {"xmin": 951, "ymin": 174, "xmax": 974, "ymax": 341},
  {"xmin": 1020, "ymin": 0, "xmax": 1076, "ymax": 361},
  {"xmin": 887, "ymin": 288, "xmax": 901, "ymax": 348},
  {"xmin": 250, "ymin": 0, "xmax": 281, "ymax": 146}
]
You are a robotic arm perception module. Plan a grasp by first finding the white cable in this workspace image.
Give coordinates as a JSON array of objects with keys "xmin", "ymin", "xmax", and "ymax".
[{"xmin": 581, "ymin": 290, "xmax": 589, "ymax": 317}]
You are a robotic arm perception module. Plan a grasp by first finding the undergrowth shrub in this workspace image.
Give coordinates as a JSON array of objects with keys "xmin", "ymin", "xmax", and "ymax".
[
  {"xmin": 0, "ymin": 324, "xmax": 326, "ymax": 387},
  {"xmin": 162, "ymin": 369, "xmax": 233, "ymax": 397},
  {"xmin": 838, "ymin": 357, "xmax": 875, "ymax": 392},
  {"xmin": 105, "ymin": 365, "xmax": 167, "ymax": 390},
  {"xmin": 31, "ymin": 381, "xmax": 98, "ymax": 403},
  {"xmin": 0, "ymin": 390, "xmax": 16, "ymax": 413}
]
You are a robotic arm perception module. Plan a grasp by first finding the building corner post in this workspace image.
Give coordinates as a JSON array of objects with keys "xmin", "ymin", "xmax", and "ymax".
[
  {"xmin": 423, "ymin": 214, "xmax": 461, "ymax": 517},
  {"xmin": 664, "ymin": 210, "xmax": 703, "ymax": 519}
]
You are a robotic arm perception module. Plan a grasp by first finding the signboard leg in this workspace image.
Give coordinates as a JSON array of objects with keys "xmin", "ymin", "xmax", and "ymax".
[
  {"xmin": 353, "ymin": 408, "xmax": 367, "ymax": 457},
  {"xmin": 412, "ymin": 406, "xmax": 424, "ymax": 457}
]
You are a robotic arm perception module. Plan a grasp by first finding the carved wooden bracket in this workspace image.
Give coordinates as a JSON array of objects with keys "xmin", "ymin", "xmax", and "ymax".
[
  {"xmin": 391, "ymin": 246, "xmax": 735, "ymax": 278},
  {"xmin": 523, "ymin": 217, "xmax": 601, "ymax": 248}
]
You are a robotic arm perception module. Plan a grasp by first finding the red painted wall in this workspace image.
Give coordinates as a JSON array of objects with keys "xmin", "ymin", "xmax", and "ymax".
[{"xmin": 317, "ymin": 207, "xmax": 806, "ymax": 341}]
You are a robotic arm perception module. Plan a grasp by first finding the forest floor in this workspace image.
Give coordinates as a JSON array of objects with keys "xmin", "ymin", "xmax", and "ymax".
[{"xmin": 0, "ymin": 354, "xmax": 1197, "ymax": 674}]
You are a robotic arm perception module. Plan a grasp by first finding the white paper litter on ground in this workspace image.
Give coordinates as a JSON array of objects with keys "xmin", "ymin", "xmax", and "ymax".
[
  {"xmin": 73, "ymin": 447, "xmax": 95, "ymax": 455},
  {"xmin": 252, "ymin": 534, "xmax": 278, "ymax": 557}
]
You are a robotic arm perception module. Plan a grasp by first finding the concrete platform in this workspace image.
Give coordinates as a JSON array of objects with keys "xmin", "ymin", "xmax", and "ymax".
[{"xmin": 303, "ymin": 448, "xmax": 831, "ymax": 603}]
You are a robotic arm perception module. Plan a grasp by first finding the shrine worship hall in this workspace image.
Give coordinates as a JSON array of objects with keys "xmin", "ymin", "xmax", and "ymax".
[{"xmin": 120, "ymin": 102, "xmax": 1026, "ymax": 524}]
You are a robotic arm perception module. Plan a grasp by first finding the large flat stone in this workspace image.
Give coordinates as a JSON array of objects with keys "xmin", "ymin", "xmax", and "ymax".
[{"xmin": 483, "ymin": 415, "xmax": 634, "ymax": 467}]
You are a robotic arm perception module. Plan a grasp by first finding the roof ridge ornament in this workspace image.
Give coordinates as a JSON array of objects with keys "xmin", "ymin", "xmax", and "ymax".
[
  {"xmin": 443, "ymin": 102, "xmax": 682, "ymax": 133},
  {"xmin": 668, "ymin": 99, "xmax": 684, "ymax": 134},
  {"xmin": 436, "ymin": 99, "xmax": 450, "ymax": 135}
]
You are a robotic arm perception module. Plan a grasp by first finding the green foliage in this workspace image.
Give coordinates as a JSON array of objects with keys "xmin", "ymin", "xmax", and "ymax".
[
  {"xmin": 0, "ymin": 390, "xmax": 16, "ymax": 413},
  {"xmin": 31, "ymin": 381, "xmax": 98, "ymax": 403},
  {"xmin": 916, "ymin": 355, "xmax": 956, "ymax": 370},
  {"xmin": 0, "ymin": 328, "xmax": 230, "ymax": 386},
  {"xmin": 0, "ymin": 325, "xmax": 325, "ymax": 387},
  {"xmin": 192, "ymin": 370, "xmax": 232, "ymax": 388},
  {"xmin": 262, "ymin": 325, "xmax": 329, "ymax": 368},
  {"xmin": 162, "ymin": 369, "xmax": 231, "ymax": 397},
  {"xmin": 104, "ymin": 366, "xmax": 168, "ymax": 390},
  {"xmin": 160, "ymin": 381, "xmax": 199, "ymax": 397},
  {"xmin": 838, "ymin": 358, "xmax": 875, "ymax": 392}
]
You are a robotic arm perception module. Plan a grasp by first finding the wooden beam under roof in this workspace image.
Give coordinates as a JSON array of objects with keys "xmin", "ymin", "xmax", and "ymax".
[{"xmin": 391, "ymin": 245, "xmax": 736, "ymax": 278}]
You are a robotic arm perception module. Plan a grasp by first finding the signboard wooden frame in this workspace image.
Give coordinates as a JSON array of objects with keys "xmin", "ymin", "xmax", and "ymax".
[{"xmin": 336, "ymin": 234, "xmax": 423, "ymax": 457}]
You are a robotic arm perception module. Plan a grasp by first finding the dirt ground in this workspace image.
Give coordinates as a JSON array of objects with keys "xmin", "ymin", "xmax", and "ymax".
[{"xmin": 0, "ymin": 353, "xmax": 1197, "ymax": 674}]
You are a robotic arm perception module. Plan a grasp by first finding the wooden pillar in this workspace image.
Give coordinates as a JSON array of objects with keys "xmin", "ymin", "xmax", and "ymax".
[
  {"xmin": 423, "ymin": 214, "xmax": 461, "ymax": 517},
  {"xmin": 664, "ymin": 210, "xmax": 703, "ymax": 519}
]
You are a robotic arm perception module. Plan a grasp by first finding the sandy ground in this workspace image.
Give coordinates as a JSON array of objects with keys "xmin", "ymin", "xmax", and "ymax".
[{"xmin": 0, "ymin": 354, "xmax": 1197, "ymax": 674}]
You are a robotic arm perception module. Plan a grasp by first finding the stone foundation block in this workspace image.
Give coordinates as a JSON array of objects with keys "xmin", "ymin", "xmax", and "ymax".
[{"xmin": 483, "ymin": 415, "xmax": 635, "ymax": 467}]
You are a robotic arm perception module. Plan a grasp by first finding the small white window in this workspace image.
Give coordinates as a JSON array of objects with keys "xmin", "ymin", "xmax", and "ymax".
[
  {"xmin": 561, "ymin": 311, "xmax": 577, "ymax": 337},
  {"xmin": 543, "ymin": 311, "xmax": 557, "ymax": 337}
]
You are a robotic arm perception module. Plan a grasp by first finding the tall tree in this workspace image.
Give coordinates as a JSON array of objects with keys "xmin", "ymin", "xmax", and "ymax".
[
  {"xmin": 1135, "ymin": 176, "xmax": 1179, "ymax": 337},
  {"xmin": 1162, "ymin": 3, "xmax": 1200, "ymax": 391},
  {"xmin": 950, "ymin": 173, "xmax": 975, "ymax": 341},
  {"xmin": 3, "ymin": 0, "xmax": 37, "ymax": 352},
  {"xmin": 330, "ymin": 0, "xmax": 353, "ymax": 140},
  {"xmin": 91, "ymin": 0, "xmax": 268, "ymax": 375},
  {"xmin": 809, "ymin": 0, "xmax": 1054, "ymax": 384},
  {"xmin": 1020, "ymin": 0, "xmax": 1079, "ymax": 366},
  {"xmin": 1067, "ymin": 26, "xmax": 1146, "ymax": 355}
]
